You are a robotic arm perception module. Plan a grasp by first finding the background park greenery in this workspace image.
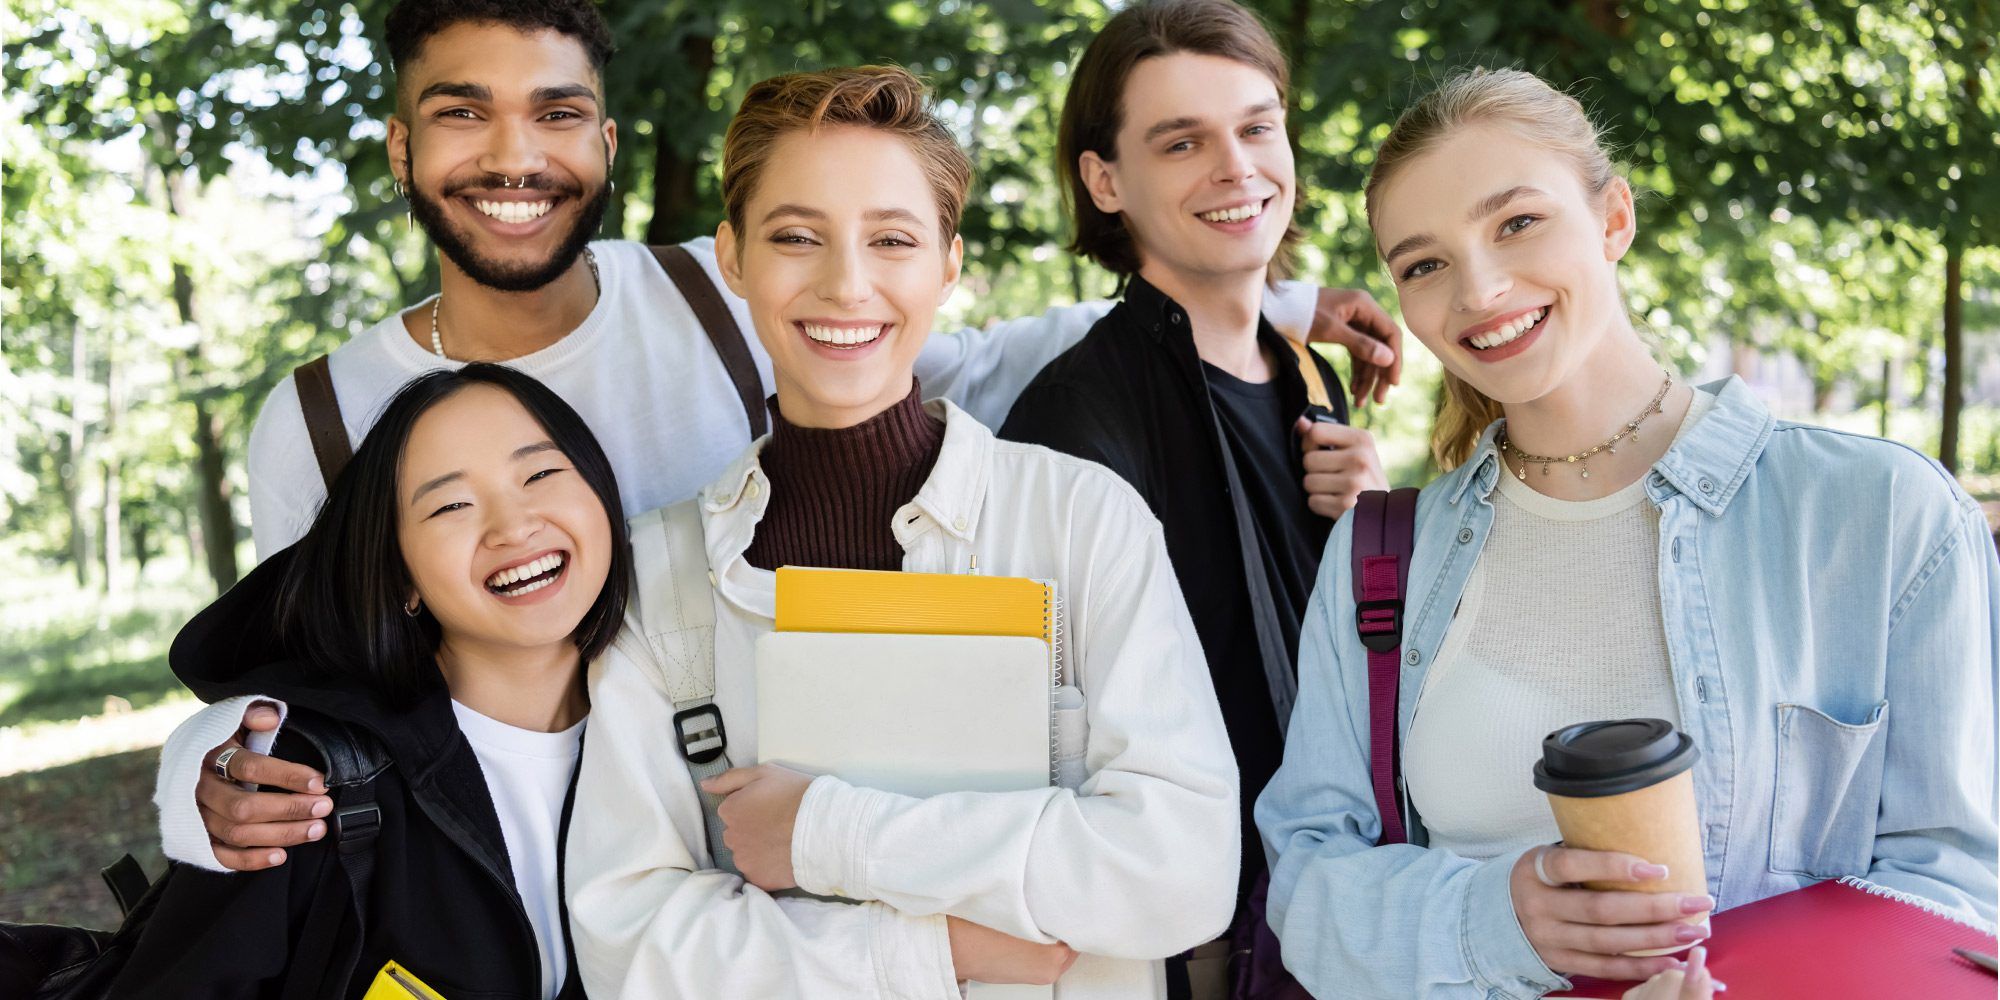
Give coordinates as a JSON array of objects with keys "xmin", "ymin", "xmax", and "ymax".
[{"xmin": 2, "ymin": 0, "xmax": 1998, "ymax": 924}]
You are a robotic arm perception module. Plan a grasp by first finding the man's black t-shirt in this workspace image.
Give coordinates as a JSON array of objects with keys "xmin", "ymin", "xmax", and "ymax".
[
  {"xmin": 1202, "ymin": 359, "xmax": 1331, "ymax": 680},
  {"xmin": 999, "ymin": 276, "xmax": 1349, "ymax": 903},
  {"xmin": 1200, "ymin": 360, "xmax": 1332, "ymax": 851}
]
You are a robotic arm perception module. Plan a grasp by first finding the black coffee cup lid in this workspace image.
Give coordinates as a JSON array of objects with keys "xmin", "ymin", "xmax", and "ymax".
[{"xmin": 1533, "ymin": 718, "xmax": 1697, "ymax": 798}]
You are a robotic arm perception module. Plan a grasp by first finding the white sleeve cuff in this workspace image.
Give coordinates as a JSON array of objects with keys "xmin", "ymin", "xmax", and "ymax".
[
  {"xmin": 792, "ymin": 773, "xmax": 891, "ymax": 901},
  {"xmin": 1263, "ymin": 280, "xmax": 1319, "ymax": 344},
  {"xmin": 866, "ymin": 903, "xmax": 960, "ymax": 999},
  {"xmin": 153, "ymin": 694, "xmax": 288, "ymax": 872}
]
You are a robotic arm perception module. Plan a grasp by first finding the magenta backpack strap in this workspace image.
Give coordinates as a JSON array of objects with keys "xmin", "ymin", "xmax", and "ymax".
[{"xmin": 1350, "ymin": 487, "xmax": 1419, "ymax": 846}]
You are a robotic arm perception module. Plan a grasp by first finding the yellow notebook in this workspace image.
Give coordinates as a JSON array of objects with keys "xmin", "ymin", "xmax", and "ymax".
[
  {"xmin": 767, "ymin": 567, "xmax": 1061, "ymax": 1000},
  {"xmin": 774, "ymin": 566, "xmax": 1061, "ymax": 680},
  {"xmin": 361, "ymin": 960, "xmax": 446, "ymax": 1000}
]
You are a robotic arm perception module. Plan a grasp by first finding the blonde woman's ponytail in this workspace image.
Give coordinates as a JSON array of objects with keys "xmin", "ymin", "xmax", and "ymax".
[{"xmin": 1432, "ymin": 370, "xmax": 1506, "ymax": 470}]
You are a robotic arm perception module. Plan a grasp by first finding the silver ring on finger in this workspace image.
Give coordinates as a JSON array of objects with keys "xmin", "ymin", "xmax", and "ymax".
[
  {"xmin": 214, "ymin": 745, "xmax": 242, "ymax": 783},
  {"xmin": 1533, "ymin": 844, "xmax": 1566, "ymax": 888}
]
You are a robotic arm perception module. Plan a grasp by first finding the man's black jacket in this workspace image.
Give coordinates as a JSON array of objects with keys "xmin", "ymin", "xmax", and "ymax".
[
  {"xmin": 110, "ymin": 550, "xmax": 584, "ymax": 999},
  {"xmin": 1001, "ymin": 276, "xmax": 1347, "ymax": 893}
]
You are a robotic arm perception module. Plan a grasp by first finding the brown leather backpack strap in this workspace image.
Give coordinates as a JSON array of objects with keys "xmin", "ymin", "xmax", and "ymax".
[
  {"xmin": 294, "ymin": 355, "xmax": 353, "ymax": 489},
  {"xmin": 650, "ymin": 244, "xmax": 768, "ymax": 438}
]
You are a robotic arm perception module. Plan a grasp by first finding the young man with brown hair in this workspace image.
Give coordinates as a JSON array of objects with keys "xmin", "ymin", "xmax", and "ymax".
[{"xmin": 1001, "ymin": 3, "xmax": 1395, "ymax": 992}]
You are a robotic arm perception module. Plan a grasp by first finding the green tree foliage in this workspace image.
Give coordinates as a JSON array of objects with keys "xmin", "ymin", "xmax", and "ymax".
[
  {"xmin": 1269, "ymin": 0, "xmax": 1997, "ymax": 466},
  {"xmin": 4, "ymin": 0, "xmax": 395, "ymax": 592},
  {"xmin": 4, "ymin": 0, "xmax": 1996, "ymax": 596}
]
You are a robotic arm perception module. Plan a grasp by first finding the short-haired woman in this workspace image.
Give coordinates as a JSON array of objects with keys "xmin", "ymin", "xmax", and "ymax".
[
  {"xmin": 1256, "ymin": 68, "xmax": 1998, "ymax": 999},
  {"xmin": 564, "ymin": 66, "xmax": 1239, "ymax": 998},
  {"xmin": 110, "ymin": 364, "xmax": 630, "ymax": 998}
]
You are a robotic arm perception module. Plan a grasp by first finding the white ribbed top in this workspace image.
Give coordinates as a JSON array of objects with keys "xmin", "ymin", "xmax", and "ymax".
[{"xmin": 1403, "ymin": 390, "xmax": 1714, "ymax": 860}]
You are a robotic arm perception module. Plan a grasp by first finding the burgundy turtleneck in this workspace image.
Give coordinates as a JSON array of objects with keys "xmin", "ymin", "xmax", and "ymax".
[{"xmin": 742, "ymin": 383, "xmax": 946, "ymax": 572}]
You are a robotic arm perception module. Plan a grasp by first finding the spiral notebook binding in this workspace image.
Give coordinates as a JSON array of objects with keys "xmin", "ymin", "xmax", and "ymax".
[
  {"xmin": 1835, "ymin": 875, "xmax": 1999, "ymax": 935},
  {"xmin": 1048, "ymin": 588, "xmax": 1066, "ymax": 689},
  {"xmin": 1046, "ymin": 586, "xmax": 1066, "ymax": 785}
]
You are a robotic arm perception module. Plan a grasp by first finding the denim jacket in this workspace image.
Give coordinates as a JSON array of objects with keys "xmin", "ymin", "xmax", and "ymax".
[{"xmin": 1255, "ymin": 376, "xmax": 1999, "ymax": 999}]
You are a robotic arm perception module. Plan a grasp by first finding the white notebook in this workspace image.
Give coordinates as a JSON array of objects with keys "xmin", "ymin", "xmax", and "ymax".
[{"xmin": 757, "ymin": 630, "xmax": 1056, "ymax": 999}]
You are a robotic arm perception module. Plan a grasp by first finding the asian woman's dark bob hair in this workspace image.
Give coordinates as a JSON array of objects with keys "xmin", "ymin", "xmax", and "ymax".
[{"xmin": 276, "ymin": 364, "xmax": 631, "ymax": 708}]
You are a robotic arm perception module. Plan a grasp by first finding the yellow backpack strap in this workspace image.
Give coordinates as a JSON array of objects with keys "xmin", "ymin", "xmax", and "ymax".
[{"xmin": 1285, "ymin": 338, "xmax": 1333, "ymax": 410}]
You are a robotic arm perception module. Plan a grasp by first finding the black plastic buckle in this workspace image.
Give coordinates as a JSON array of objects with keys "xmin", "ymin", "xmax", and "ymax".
[
  {"xmin": 333, "ymin": 803, "xmax": 381, "ymax": 853},
  {"xmin": 673, "ymin": 704, "xmax": 728, "ymax": 765},
  {"xmin": 1355, "ymin": 598, "xmax": 1403, "ymax": 653}
]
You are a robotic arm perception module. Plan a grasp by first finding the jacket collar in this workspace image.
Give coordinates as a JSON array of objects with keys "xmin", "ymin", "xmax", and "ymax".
[
  {"xmin": 902, "ymin": 397, "xmax": 996, "ymax": 544},
  {"xmin": 1119, "ymin": 273, "xmax": 1311, "ymax": 413},
  {"xmin": 1445, "ymin": 375, "xmax": 1774, "ymax": 516},
  {"xmin": 1123, "ymin": 273, "xmax": 1183, "ymax": 343},
  {"xmin": 699, "ymin": 397, "xmax": 995, "ymax": 614},
  {"xmin": 1648, "ymin": 376, "xmax": 1774, "ymax": 515},
  {"xmin": 1122, "ymin": 271, "xmax": 1305, "ymax": 346}
]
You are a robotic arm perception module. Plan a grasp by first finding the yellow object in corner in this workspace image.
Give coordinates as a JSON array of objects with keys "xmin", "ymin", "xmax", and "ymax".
[
  {"xmin": 362, "ymin": 960, "xmax": 448, "ymax": 1000},
  {"xmin": 774, "ymin": 566, "xmax": 1053, "ymax": 642}
]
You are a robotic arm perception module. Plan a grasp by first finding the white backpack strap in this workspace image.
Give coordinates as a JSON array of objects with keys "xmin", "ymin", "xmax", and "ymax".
[
  {"xmin": 627, "ymin": 499, "xmax": 737, "ymax": 875},
  {"xmin": 631, "ymin": 499, "xmax": 718, "ymax": 703}
]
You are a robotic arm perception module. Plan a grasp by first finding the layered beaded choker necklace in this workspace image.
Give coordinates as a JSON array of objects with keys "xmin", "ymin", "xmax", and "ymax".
[
  {"xmin": 429, "ymin": 247, "xmax": 601, "ymax": 359},
  {"xmin": 1496, "ymin": 369, "xmax": 1674, "ymax": 481}
]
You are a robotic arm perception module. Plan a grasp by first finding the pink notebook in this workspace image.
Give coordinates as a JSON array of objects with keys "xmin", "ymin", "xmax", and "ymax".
[{"xmin": 1553, "ymin": 877, "xmax": 1997, "ymax": 998}]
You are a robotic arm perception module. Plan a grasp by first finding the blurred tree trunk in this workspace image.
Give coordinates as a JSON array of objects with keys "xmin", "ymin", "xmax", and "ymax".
[
  {"xmin": 166, "ymin": 169, "xmax": 239, "ymax": 593},
  {"xmin": 101, "ymin": 457, "xmax": 122, "ymax": 593},
  {"xmin": 132, "ymin": 519, "xmax": 153, "ymax": 576},
  {"xmin": 1940, "ymin": 241, "xmax": 1963, "ymax": 473},
  {"xmin": 1914, "ymin": 331, "xmax": 1934, "ymax": 409},
  {"xmin": 1937, "ymin": 30, "xmax": 1983, "ymax": 476},
  {"xmin": 1810, "ymin": 368, "xmax": 1836, "ymax": 414},
  {"xmin": 645, "ymin": 32, "xmax": 717, "ymax": 246},
  {"xmin": 174, "ymin": 339, "xmax": 239, "ymax": 592},
  {"xmin": 171, "ymin": 502, "xmax": 200, "ymax": 585},
  {"xmin": 1879, "ymin": 357, "xmax": 1892, "ymax": 439},
  {"xmin": 65, "ymin": 324, "xmax": 93, "ymax": 589},
  {"xmin": 101, "ymin": 352, "xmax": 123, "ymax": 596},
  {"xmin": 1282, "ymin": 0, "xmax": 1310, "ymax": 135},
  {"xmin": 1581, "ymin": 0, "xmax": 1631, "ymax": 37}
]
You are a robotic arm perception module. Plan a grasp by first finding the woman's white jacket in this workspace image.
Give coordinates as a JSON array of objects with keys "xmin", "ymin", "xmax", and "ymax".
[{"xmin": 565, "ymin": 398, "xmax": 1240, "ymax": 999}]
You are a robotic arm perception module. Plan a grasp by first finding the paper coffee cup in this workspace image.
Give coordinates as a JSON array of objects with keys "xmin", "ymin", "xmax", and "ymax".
[{"xmin": 1533, "ymin": 718, "xmax": 1707, "ymax": 957}]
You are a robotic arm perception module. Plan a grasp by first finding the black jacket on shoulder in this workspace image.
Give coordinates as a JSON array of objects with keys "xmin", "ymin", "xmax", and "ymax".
[{"xmin": 108, "ymin": 550, "xmax": 583, "ymax": 1000}]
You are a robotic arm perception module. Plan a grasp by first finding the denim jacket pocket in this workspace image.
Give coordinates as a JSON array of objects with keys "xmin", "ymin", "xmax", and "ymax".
[
  {"xmin": 1053, "ymin": 684, "xmax": 1090, "ymax": 790},
  {"xmin": 1770, "ymin": 700, "xmax": 1889, "ymax": 878}
]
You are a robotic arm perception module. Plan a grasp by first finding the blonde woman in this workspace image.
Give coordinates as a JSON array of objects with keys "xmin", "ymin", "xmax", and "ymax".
[
  {"xmin": 1256, "ymin": 68, "xmax": 1997, "ymax": 999},
  {"xmin": 565, "ymin": 67, "xmax": 1238, "ymax": 998}
]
